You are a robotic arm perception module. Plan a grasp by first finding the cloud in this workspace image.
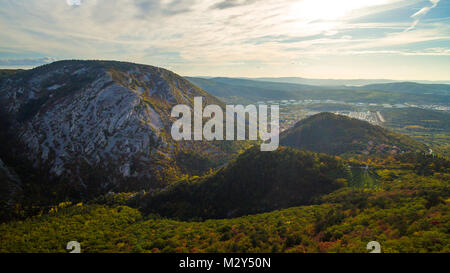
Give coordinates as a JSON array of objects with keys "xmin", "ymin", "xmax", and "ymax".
[
  {"xmin": 0, "ymin": 0, "xmax": 449, "ymax": 79},
  {"xmin": 0, "ymin": 57, "xmax": 56, "ymax": 67},
  {"xmin": 66, "ymin": 0, "xmax": 82, "ymax": 7},
  {"xmin": 134, "ymin": 0, "xmax": 195, "ymax": 17},
  {"xmin": 407, "ymin": 0, "xmax": 440, "ymax": 31},
  {"xmin": 162, "ymin": 0, "xmax": 195, "ymax": 15},
  {"xmin": 210, "ymin": 0, "xmax": 258, "ymax": 10}
]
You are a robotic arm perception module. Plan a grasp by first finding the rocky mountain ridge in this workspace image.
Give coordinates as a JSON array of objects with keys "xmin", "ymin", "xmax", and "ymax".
[{"xmin": 0, "ymin": 60, "xmax": 229, "ymax": 190}]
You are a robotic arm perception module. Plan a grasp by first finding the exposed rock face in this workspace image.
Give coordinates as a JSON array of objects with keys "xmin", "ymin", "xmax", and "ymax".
[{"xmin": 0, "ymin": 60, "xmax": 224, "ymax": 187}]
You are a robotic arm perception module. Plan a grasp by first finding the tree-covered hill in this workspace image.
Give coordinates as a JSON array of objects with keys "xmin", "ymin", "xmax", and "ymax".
[
  {"xmin": 185, "ymin": 77, "xmax": 303, "ymax": 104},
  {"xmin": 0, "ymin": 69, "xmax": 24, "ymax": 79},
  {"xmin": 362, "ymin": 82, "xmax": 450, "ymax": 96},
  {"xmin": 280, "ymin": 113, "xmax": 427, "ymax": 157},
  {"xmin": 139, "ymin": 146, "xmax": 349, "ymax": 220},
  {"xmin": 186, "ymin": 77, "xmax": 450, "ymax": 105},
  {"xmin": 1, "ymin": 153, "xmax": 448, "ymax": 253}
]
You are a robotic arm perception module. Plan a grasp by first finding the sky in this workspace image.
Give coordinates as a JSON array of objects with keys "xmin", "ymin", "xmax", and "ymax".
[{"xmin": 0, "ymin": 0, "xmax": 449, "ymax": 80}]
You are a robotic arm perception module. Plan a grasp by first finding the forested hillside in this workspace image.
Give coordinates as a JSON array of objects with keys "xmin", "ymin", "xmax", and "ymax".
[
  {"xmin": 139, "ymin": 147, "xmax": 349, "ymax": 219},
  {"xmin": 1, "ymin": 153, "xmax": 448, "ymax": 253},
  {"xmin": 362, "ymin": 82, "xmax": 450, "ymax": 96},
  {"xmin": 280, "ymin": 113, "xmax": 427, "ymax": 157},
  {"xmin": 187, "ymin": 77, "xmax": 450, "ymax": 105}
]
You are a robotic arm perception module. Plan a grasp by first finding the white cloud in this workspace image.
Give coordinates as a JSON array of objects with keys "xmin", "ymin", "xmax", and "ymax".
[
  {"xmin": 0, "ymin": 57, "xmax": 56, "ymax": 67},
  {"xmin": 0, "ymin": 0, "xmax": 448, "ymax": 79},
  {"xmin": 66, "ymin": 0, "xmax": 82, "ymax": 6},
  {"xmin": 407, "ymin": 0, "xmax": 440, "ymax": 31}
]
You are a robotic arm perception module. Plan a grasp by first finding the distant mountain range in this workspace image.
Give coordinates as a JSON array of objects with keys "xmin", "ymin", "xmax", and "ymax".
[
  {"xmin": 185, "ymin": 76, "xmax": 323, "ymax": 104},
  {"xmin": 190, "ymin": 76, "xmax": 450, "ymax": 86},
  {"xmin": 241, "ymin": 77, "xmax": 450, "ymax": 86},
  {"xmin": 187, "ymin": 77, "xmax": 450, "ymax": 105},
  {"xmin": 361, "ymin": 82, "xmax": 450, "ymax": 96},
  {"xmin": 246, "ymin": 77, "xmax": 398, "ymax": 86}
]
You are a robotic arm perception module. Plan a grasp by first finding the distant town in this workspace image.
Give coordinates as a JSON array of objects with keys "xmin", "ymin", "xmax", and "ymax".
[
  {"xmin": 255, "ymin": 99, "xmax": 450, "ymax": 132},
  {"xmin": 258, "ymin": 99, "xmax": 449, "ymax": 112}
]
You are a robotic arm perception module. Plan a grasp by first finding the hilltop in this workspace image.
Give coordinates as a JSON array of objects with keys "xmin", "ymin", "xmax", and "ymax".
[
  {"xmin": 280, "ymin": 113, "xmax": 427, "ymax": 157},
  {"xmin": 139, "ymin": 146, "xmax": 349, "ymax": 220}
]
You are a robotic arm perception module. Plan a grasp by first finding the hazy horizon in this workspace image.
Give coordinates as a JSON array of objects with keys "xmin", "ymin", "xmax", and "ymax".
[
  {"xmin": 1, "ymin": 0, "xmax": 449, "ymax": 81},
  {"xmin": 3, "ymin": 60, "xmax": 450, "ymax": 83}
]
